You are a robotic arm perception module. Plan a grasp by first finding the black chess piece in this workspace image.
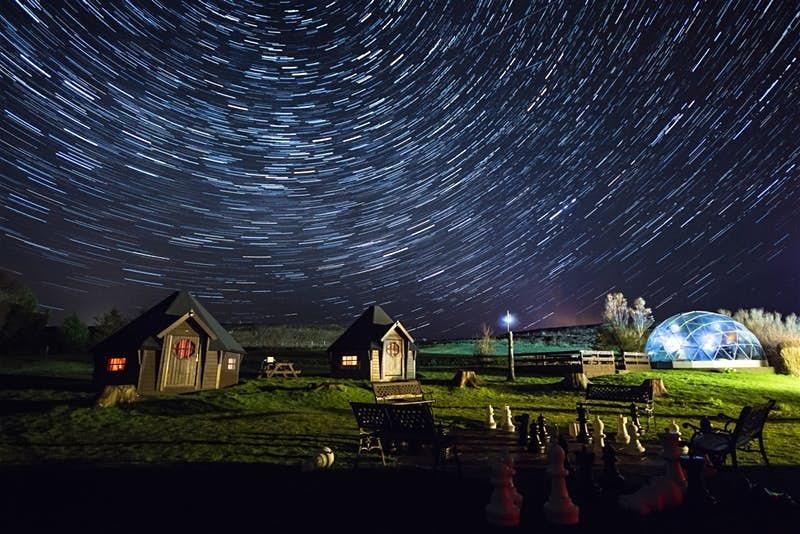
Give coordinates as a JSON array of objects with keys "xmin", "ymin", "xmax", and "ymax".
[
  {"xmin": 537, "ymin": 413, "xmax": 550, "ymax": 444},
  {"xmin": 515, "ymin": 413, "xmax": 530, "ymax": 447},
  {"xmin": 527, "ymin": 422, "xmax": 544, "ymax": 454},
  {"xmin": 576, "ymin": 403, "xmax": 591, "ymax": 444},
  {"xmin": 629, "ymin": 403, "xmax": 644, "ymax": 436},
  {"xmin": 681, "ymin": 454, "xmax": 717, "ymax": 507},
  {"xmin": 574, "ymin": 445, "xmax": 600, "ymax": 500},
  {"xmin": 558, "ymin": 433, "xmax": 575, "ymax": 488},
  {"xmin": 599, "ymin": 443, "xmax": 625, "ymax": 495}
]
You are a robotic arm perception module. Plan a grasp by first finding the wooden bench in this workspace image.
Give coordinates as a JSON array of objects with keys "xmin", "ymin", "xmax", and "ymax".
[
  {"xmin": 683, "ymin": 399, "xmax": 775, "ymax": 468},
  {"xmin": 581, "ymin": 381, "xmax": 655, "ymax": 433},
  {"xmin": 349, "ymin": 401, "xmax": 460, "ymax": 473},
  {"xmin": 371, "ymin": 379, "xmax": 431, "ymax": 404}
]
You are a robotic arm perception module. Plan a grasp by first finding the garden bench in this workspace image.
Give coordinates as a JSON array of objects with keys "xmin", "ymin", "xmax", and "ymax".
[
  {"xmin": 683, "ymin": 399, "xmax": 775, "ymax": 468},
  {"xmin": 581, "ymin": 381, "xmax": 655, "ymax": 433},
  {"xmin": 371, "ymin": 379, "xmax": 431, "ymax": 404},
  {"xmin": 349, "ymin": 401, "xmax": 460, "ymax": 473}
]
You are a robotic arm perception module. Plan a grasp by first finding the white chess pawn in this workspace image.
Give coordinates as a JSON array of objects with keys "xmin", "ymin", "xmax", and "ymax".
[
  {"xmin": 487, "ymin": 405, "xmax": 497, "ymax": 430},
  {"xmin": 668, "ymin": 419, "xmax": 681, "ymax": 437},
  {"xmin": 592, "ymin": 415, "xmax": 605, "ymax": 453},
  {"xmin": 616, "ymin": 414, "xmax": 631, "ymax": 445},
  {"xmin": 502, "ymin": 405, "xmax": 516, "ymax": 432}
]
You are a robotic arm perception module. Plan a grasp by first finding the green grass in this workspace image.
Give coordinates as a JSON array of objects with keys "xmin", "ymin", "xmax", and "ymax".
[{"xmin": 1, "ymin": 353, "xmax": 799, "ymax": 469}]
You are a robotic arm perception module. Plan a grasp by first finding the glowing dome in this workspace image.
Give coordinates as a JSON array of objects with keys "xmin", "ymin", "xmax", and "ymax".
[{"xmin": 645, "ymin": 311, "xmax": 763, "ymax": 362}]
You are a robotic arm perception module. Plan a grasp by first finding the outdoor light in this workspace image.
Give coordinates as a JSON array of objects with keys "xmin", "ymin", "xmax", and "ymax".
[{"xmin": 502, "ymin": 310, "xmax": 515, "ymax": 332}]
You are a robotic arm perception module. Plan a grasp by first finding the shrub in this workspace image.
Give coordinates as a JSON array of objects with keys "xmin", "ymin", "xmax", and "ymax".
[
  {"xmin": 473, "ymin": 323, "xmax": 495, "ymax": 361},
  {"xmin": 595, "ymin": 293, "xmax": 654, "ymax": 352},
  {"xmin": 718, "ymin": 308, "xmax": 800, "ymax": 374}
]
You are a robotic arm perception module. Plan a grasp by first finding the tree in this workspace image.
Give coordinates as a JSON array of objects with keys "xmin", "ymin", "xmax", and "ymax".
[
  {"xmin": 0, "ymin": 276, "xmax": 47, "ymax": 355},
  {"xmin": 60, "ymin": 313, "xmax": 89, "ymax": 352},
  {"xmin": 474, "ymin": 323, "xmax": 495, "ymax": 358},
  {"xmin": 595, "ymin": 292, "xmax": 654, "ymax": 353},
  {"xmin": 90, "ymin": 307, "xmax": 127, "ymax": 346}
]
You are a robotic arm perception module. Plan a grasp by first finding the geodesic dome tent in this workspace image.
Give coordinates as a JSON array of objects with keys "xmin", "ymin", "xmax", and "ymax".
[{"xmin": 645, "ymin": 311, "xmax": 764, "ymax": 362}]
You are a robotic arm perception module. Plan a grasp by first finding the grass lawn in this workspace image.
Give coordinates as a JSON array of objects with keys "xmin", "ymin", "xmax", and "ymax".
[{"xmin": 1, "ymin": 352, "xmax": 799, "ymax": 468}]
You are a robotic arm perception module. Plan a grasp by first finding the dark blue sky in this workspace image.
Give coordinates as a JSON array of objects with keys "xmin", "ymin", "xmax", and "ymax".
[{"xmin": 1, "ymin": 1, "xmax": 798, "ymax": 339}]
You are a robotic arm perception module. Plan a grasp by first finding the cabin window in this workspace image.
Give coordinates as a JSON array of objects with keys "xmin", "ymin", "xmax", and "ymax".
[
  {"xmin": 226, "ymin": 357, "xmax": 237, "ymax": 370},
  {"xmin": 106, "ymin": 357, "xmax": 126, "ymax": 372},
  {"xmin": 341, "ymin": 355, "xmax": 358, "ymax": 367},
  {"xmin": 173, "ymin": 338, "xmax": 195, "ymax": 359},
  {"xmin": 386, "ymin": 341, "xmax": 400, "ymax": 358}
]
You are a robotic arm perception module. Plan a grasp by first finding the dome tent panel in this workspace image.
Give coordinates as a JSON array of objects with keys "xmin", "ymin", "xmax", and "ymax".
[{"xmin": 645, "ymin": 311, "xmax": 763, "ymax": 363}]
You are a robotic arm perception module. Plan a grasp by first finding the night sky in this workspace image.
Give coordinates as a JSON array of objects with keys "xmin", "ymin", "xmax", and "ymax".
[{"xmin": 1, "ymin": 1, "xmax": 798, "ymax": 340}]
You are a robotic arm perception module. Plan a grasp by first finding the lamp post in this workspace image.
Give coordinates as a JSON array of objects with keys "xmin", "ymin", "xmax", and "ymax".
[{"xmin": 505, "ymin": 310, "xmax": 516, "ymax": 382}]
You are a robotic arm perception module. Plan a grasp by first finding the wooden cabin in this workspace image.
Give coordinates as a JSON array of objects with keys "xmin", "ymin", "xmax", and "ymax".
[
  {"xmin": 327, "ymin": 304, "xmax": 417, "ymax": 381},
  {"xmin": 92, "ymin": 290, "xmax": 246, "ymax": 395}
]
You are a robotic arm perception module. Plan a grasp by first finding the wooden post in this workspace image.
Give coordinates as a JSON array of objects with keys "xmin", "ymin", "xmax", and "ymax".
[{"xmin": 507, "ymin": 330, "xmax": 516, "ymax": 382}]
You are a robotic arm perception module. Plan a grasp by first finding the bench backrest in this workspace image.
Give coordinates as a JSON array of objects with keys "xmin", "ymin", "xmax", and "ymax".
[
  {"xmin": 733, "ymin": 399, "xmax": 775, "ymax": 446},
  {"xmin": 372, "ymin": 380, "xmax": 425, "ymax": 403},
  {"xmin": 350, "ymin": 402, "xmax": 390, "ymax": 433},
  {"xmin": 585, "ymin": 383, "xmax": 653, "ymax": 403},
  {"xmin": 383, "ymin": 402, "xmax": 437, "ymax": 436}
]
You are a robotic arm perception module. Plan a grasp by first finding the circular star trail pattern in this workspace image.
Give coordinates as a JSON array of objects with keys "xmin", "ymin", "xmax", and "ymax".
[{"xmin": 1, "ymin": 1, "xmax": 798, "ymax": 338}]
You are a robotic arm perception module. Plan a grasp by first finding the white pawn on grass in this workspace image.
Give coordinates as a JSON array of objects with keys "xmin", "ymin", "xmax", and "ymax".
[
  {"xmin": 616, "ymin": 414, "xmax": 631, "ymax": 445},
  {"xmin": 501, "ymin": 405, "xmax": 516, "ymax": 433},
  {"xmin": 487, "ymin": 404, "xmax": 497, "ymax": 430},
  {"xmin": 592, "ymin": 414, "xmax": 605, "ymax": 454}
]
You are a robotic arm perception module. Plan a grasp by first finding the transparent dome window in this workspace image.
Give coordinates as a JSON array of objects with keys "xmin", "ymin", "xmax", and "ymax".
[{"xmin": 645, "ymin": 311, "xmax": 763, "ymax": 362}]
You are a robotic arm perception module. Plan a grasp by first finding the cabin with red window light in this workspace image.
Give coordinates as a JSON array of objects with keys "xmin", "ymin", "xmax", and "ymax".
[
  {"xmin": 327, "ymin": 304, "xmax": 417, "ymax": 381},
  {"xmin": 91, "ymin": 290, "xmax": 246, "ymax": 395}
]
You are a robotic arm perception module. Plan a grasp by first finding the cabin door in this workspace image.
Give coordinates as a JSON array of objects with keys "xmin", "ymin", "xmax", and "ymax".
[
  {"xmin": 164, "ymin": 335, "xmax": 200, "ymax": 387},
  {"xmin": 383, "ymin": 338, "xmax": 403, "ymax": 379}
]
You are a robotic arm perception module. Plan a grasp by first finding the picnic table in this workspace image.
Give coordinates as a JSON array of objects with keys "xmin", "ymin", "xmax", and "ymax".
[{"xmin": 258, "ymin": 358, "xmax": 301, "ymax": 378}]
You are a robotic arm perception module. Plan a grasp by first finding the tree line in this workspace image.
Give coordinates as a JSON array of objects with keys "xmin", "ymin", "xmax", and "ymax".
[{"xmin": 0, "ymin": 275, "xmax": 126, "ymax": 355}]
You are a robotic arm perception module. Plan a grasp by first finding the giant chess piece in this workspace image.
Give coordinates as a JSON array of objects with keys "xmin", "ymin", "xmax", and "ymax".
[
  {"xmin": 616, "ymin": 414, "xmax": 631, "ymax": 445},
  {"xmin": 527, "ymin": 423, "xmax": 544, "ymax": 454},
  {"xmin": 543, "ymin": 440, "xmax": 580, "ymax": 525},
  {"xmin": 624, "ymin": 420, "xmax": 646, "ymax": 456},
  {"xmin": 516, "ymin": 413, "xmax": 530, "ymax": 447},
  {"xmin": 501, "ymin": 405, "xmax": 516, "ymax": 433},
  {"xmin": 629, "ymin": 403, "xmax": 644, "ymax": 437},
  {"xmin": 537, "ymin": 413, "xmax": 550, "ymax": 445},
  {"xmin": 487, "ymin": 404, "xmax": 497, "ymax": 430},
  {"xmin": 599, "ymin": 443, "xmax": 625, "ymax": 496},
  {"xmin": 574, "ymin": 445, "xmax": 600, "ymax": 500},
  {"xmin": 618, "ymin": 431, "xmax": 687, "ymax": 516},
  {"xmin": 680, "ymin": 454, "xmax": 717, "ymax": 507},
  {"xmin": 592, "ymin": 414, "xmax": 605, "ymax": 455},
  {"xmin": 485, "ymin": 452, "xmax": 523, "ymax": 527},
  {"xmin": 576, "ymin": 403, "xmax": 591, "ymax": 444}
]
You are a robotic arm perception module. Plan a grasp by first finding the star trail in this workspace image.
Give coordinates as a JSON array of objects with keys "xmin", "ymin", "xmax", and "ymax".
[{"xmin": 1, "ymin": 1, "xmax": 798, "ymax": 339}]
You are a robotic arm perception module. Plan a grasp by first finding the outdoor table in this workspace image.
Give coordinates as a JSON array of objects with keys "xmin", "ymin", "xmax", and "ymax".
[{"xmin": 263, "ymin": 361, "xmax": 301, "ymax": 378}]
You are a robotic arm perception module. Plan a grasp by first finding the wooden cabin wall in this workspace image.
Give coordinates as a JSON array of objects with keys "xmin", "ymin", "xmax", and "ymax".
[
  {"xmin": 201, "ymin": 350, "xmax": 220, "ymax": 390},
  {"xmin": 369, "ymin": 349, "xmax": 381, "ymax": 381},
  {"xmin": 218, "ymin": 352, "xmax": 241, "ymax": 388},
  {"xmin": 406, "ymin": 350, "xmax": 416, "ymax": 379},
  {"xmin": 137, "ymin": 349, "xmax": 158, "ymax": 394}
]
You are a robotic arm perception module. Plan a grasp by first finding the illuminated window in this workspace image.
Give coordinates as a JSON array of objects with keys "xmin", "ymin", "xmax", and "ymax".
[
  {"xmin": 227, "ymin": 357, "xmax": 237, "ymax": 370},
  {"xmin": 106, "ymin": 357, "xmax": 126, "ymax": 372},
  {"xmin": 341, "ymin": 355, "xmax": 358, "ymax": 367},
  {"xmin": 173, "ymin": 338, "xmax": 195, "ymax": 359}
]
